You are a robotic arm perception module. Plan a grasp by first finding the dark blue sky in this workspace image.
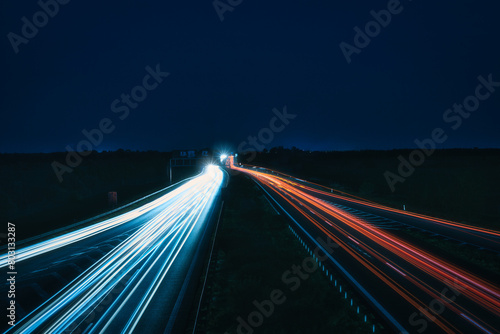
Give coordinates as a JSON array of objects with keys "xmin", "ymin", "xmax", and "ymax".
[{"xmin": 1, "ymin": 0, "xmax": 500, "ymax": 153}]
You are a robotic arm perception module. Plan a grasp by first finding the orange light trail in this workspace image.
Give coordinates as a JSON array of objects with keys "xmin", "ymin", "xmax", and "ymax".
[
  {"xmin": 242, "ymin": 161, "xmax": 500, "ymax": 240},
  {"xmin": 229, "ymin": 156, "xmax": 500, "ymax": 334}
]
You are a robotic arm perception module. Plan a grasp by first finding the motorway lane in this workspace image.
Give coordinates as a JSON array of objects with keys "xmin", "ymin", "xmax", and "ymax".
[
  {"xmin": 242, "ymin": 164, "xmax": 500, "ymax": 253},
  {"xmin": 255, "ymin": 177, "xmax": 490, "ymax": 333},
  {"xmin": 1, "ymin": 174, "xmax": 199, "ymax": 329},
  {"xmin": 1, "ymin": 174, "xmax": 203, "ymax": 268},
  {"xmin": 2, "ymin": 165, "xmax": 224, "ymax": 333},
  {"xmin": 300, "ymin": 186, "xmax": 500, "ymax": 253},
  {"xmin": 230, "ymin": 157, "xmax": 500, "ymax": 334}
]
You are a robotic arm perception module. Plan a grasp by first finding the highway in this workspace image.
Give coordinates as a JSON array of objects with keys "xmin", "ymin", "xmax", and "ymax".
[
  {"xmin": 243, "ymin": 164, "xmax": 500, "ymax": 253},
  {"xmin": 229, "ymin": 156, "xmax": 500, "ymax": 334},
  {"xmin": 2, "ymin": 165, "xmax": 224, "ymax": 334}
]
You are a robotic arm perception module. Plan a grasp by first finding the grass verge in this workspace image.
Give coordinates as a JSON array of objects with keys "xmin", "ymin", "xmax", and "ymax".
[
  {"xmin": 196, "ymin": 174, "xmax": 371, "ymax": 334},
  {"xmin": 398, "ymin": 228, "xmax": 500, "ymax": 279}
]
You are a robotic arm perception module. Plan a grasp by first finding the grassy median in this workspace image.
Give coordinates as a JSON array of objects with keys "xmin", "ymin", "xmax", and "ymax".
[{"xmin": 197, "ymin": 174, "xmax": 372, "ymax": 334}]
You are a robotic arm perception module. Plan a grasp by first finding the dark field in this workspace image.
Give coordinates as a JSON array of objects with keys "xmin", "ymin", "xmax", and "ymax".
[{"xmin": 242, "ymin": 148, "xmax": 500, "ymax": 229}]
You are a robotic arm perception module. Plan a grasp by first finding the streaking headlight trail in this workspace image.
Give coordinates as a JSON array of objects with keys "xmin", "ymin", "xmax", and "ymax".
[
  {"xmin": 6, "ymin": 165, "xmax": 223, "ymax": 333},
  {"xmin": 1, "ymin": 170, "xmax": 206, "ymax": 267},
  {"xmin": 229, "ymin": 156, "xmax": 500, "ymax": 334}
]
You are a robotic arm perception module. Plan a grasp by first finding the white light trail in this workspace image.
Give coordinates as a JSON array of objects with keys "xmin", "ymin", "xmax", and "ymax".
[
  {"xmin": 0, "ymin": 172, "xmax": 209, "ymax": 267},
  {"xmin": 7, "ymin": 166, "xmax": 223, "ymax": 333}
]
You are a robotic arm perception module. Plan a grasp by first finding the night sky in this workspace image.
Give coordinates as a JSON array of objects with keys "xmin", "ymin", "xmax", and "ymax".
[{"xmin": 1, "ymin": 0, "xmax": 500, "ymax": 153}]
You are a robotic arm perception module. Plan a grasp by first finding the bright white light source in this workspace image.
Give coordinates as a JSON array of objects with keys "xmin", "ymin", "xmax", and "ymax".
[{"xmin": 220, "ymin": 154, "xmax": 228, "ymax": 163}]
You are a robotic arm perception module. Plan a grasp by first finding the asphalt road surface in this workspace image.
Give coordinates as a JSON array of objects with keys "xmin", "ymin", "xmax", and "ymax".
[
  {"xmin": 2, "ymin": 165, "xmax": 224, "ymax": 334},
  {"xmin": 230, "ymin": 156, "xmax": 500, "ymax": 334}
]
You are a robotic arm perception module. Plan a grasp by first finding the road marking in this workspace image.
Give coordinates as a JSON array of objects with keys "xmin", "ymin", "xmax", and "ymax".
[
  {"xmin": 331, "ymin": 203, "xmax": 402, "ymax": 230},
  {"xmin": 385, "ymin": 262, "xmax": 407, "ymax": 277},
  {"xmin": 70, "ymin": 263, "xmax": 84, "ymax": 273},
  {"xmin": 460, "ymin": 313, "xmax": 492, "ymax": 334},
  {"xmin": 253, "ymin": 180, "xmax": 409, "ymax": 334},
  {"xmin": 31, "ymin": 283, "xmax": 50, "ymax": 299},
  {"xmin": 82, "ymin": 323, "xmax": 94, "ymax": 334}
]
